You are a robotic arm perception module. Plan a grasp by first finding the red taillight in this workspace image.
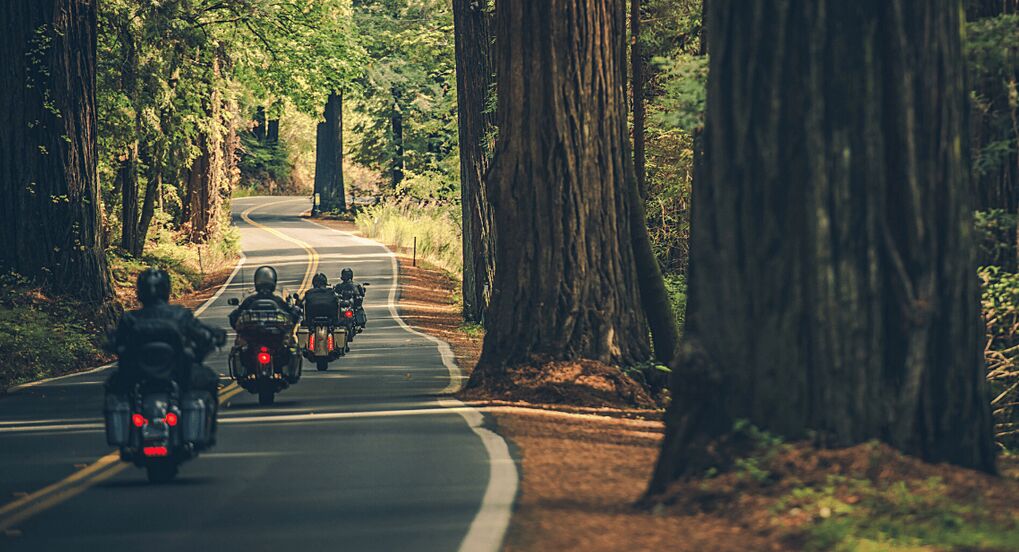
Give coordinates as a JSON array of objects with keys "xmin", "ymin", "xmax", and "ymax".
[
  {"xmin": 344, "ymin": 310, "xmax": 353, "ymax": 319},
  {"xmin": 132, "ymin": 414, "xmax": 146, "ymax": 427},
  {"xmin": 143, "ymin": 446, "xmax": 168, "ymax": 457},
  {"xmin": 327, "ymin": 334, "xmax": 334, "ymax": 351},
  {"xmin": 257, "ymin": 349, "xmax": 272, "ymax": 364},
  {"xmin": 308, "ymin": 334, "xmax": 316, "ymax": 350},
  {"xmin": 164, "ymin": 412, "xmax": 178, "ymax": 426}
]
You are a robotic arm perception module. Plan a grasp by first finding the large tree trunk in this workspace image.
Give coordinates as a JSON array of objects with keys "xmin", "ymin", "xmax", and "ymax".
[
  {"xmin": 119, "ymin": 143, "xmax": 141, "ymax": 253},
  {"xmin": 267, "ymin": 118, "xmax": 280, "ymax": 144},
  {"xmin": 186, "ymin": 58, "xmax": 224, "ymax": 243},
  {"xmin": 630, "ymin": 0, "xmax": 647, "ymax": 199},
  {"xmin": 649, "ymin": 0, "xmax": 995, "ymax": 495},
  {"xmin": 0, "ymin": 0, "xmax": 113, "ymax": 304},
  {"xmin": 313, "ymin": 92, "xmax": 346, "ymax": 213},
  {"xmin": 390, "ymin": 89, "xmax": 405, "ymax": 190},
  {"xmin": 470, "ymin": 0, "xmax": 652, "ymax": 385},
  {"xmin": 453, "ymin": 0, "xmax": 497, "ymax": 324}
]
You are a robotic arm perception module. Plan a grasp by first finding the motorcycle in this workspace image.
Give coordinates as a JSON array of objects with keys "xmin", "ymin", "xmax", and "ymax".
[
  {"xmin": 227, "ymin": 296, "xmax": 302, "ymax": 406},
  {"xmin": 104, "ymin": 338, "xmax": 217, "ymax": 484},
  {"xmin": 337, "ymin": 281, "xmax": 369, "ymax": 341},
  {"xmin": 299, "ymin": 316, "xmax": 348, "ymax": 371}
]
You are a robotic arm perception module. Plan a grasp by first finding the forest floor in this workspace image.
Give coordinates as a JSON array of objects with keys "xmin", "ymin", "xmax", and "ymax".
[{"xmin": 314, "ymin": 215, "xmax": 1019, "ymax": 551}]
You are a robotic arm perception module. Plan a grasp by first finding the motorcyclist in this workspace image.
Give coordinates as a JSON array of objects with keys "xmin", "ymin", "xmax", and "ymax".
[
  {"xmin": 301, "ymin": 273, "xmax": 339, "ymax": 326},
  {"xmin": 333, "ymin": 267, "xmax": 367, "ymax": 329},
  {"xmin": 228, "ymin": 266, "xmax": 301, "ymax": 329},
  {"xmin": 106, "ymin": 268, "xmax": 226, "ymax": 400}
]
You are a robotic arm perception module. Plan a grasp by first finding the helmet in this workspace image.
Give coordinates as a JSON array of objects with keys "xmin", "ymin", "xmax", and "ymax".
[
  {"xmin": 312, "ymin": 273, "xmax": 329, "ymax": 288},
  {"xmin": 253, "ymin": 266, "xmax": 278, "ymax": 294},
  {"xmin": 340, "ymin": 268, "xmax": 354, "ymax": 282},
  {"xmin": 137, "ymin": 268, "xmax": 171, "ymax": 306}
]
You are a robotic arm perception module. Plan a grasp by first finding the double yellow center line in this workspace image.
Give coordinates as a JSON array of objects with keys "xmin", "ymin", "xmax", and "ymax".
[{"xmin": 0, "ymin": 199, "xmax": 319, "ymax": 534}]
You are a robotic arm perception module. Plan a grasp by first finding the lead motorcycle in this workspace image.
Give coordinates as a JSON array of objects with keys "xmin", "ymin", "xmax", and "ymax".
[
  {"xmin": 104, "ymin": 325, "xmax": 221, "ymax": 483},
  {"xmin": 227, "ymin": 295, "xmax": 302, "ymax": 405}
]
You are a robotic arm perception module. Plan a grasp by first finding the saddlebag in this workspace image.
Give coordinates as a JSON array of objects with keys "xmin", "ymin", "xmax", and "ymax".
[
  {"xmin": 103, "ymin": 393, "xmax": 131, "ymax": 446},
  {"xmin": 181, "ymin": 391, "xmax": 214, "ymax": 446},
  {"xmin": 297, "ymin": 327, "xmax": 310, "ymax": 350}
]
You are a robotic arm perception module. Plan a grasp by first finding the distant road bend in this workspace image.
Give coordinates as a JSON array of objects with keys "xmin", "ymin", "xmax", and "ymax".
[{"xmin": 0, "ymin": 196, "xmax": 518, "ymax": 552}]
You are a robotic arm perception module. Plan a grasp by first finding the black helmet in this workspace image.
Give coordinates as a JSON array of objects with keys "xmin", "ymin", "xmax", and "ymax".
[
  {"xmin": 341, "ymin": 268, "xmax": 353, "ymax": 282},
  {"xmin": 137, "ymin": 268, "xmax": 171, "ymax": 306},
  {"xmin": 253, "ymin": 266, "xmax": 278, "ymax": 294},
  {"xmin": 312, "ymin": 273, "xmax": 328, "ymax": 288}
]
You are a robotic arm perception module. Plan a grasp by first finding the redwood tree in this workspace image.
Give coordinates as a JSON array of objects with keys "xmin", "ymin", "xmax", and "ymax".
[
  {"xmin": 453, "ymin": 0, "xmax": 497, "ymax": 323},
  {"xmin": 313, "ymin": 91, "xmax": 346, "ymax": 213},
  {"xmin": 649, "ymin": 0, "xmax": 995, "ymax": 494},
  {"xmin": 0, "ymin": 0, "xmax": 113, "ymax": 304},
  {"xmin": 470, "ymin": 0, "xmax": 653, "ymax": 383}
]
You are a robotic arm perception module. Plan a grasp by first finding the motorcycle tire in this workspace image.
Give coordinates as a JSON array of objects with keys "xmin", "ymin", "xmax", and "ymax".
[
  {"xmin": 258, "ymin": 389, "xmax": 275, "ymax": 406},
  {"xmin": 146, "ymin": 461, "xmax": 178, "ymax": 484},
  {"xmin": 316, "ymin": 360, "xmax": 329, "ymax": 372}
]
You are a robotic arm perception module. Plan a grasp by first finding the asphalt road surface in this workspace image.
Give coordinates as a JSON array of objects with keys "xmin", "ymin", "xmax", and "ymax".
[{"xmin": 0, "ymin": 197, "xmax": 517, "ymax": 552}]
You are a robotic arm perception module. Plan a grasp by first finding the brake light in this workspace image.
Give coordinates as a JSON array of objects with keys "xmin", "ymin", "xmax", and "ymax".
[
  {"xmin": 257, "ymin": 346, "xmax": 272, "ymax": 364},
  {"xmin": 308, "ymin": 334, "xmax": 316, "ymax": 350},
  {"xmin": 132, "ymin": 414, "xmax": 146, "ymax": 427},
  {"xmin": 327, "ymin": 334, "xmax": 334, "ymax": 351},
  {"xmin": 344, "ymin": 310, "xmax": 353, "ymax": 319},
  {"xmin": 143, "ymin": 446, "xmax": 168, "ymax": 457},
  {"xmin": 164, "ymin": 412, "xmax": 178, "ymax": 427}
]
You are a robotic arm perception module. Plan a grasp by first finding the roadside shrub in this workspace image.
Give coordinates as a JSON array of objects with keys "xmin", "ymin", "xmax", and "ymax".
[
  {"xmin": 355, "ymin": 202, "xmax": 463, "ymax": 275},
  {"xmin": 980, "ymin": 265, "xmax": 1019, "ymax": 449}
]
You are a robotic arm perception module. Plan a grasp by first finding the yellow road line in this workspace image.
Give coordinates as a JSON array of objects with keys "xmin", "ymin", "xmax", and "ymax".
[
  {"xmin": 0, "ymin": 200, "xmax": 318, "ymax": 532},
  {"xmin": 240, "ymin": 201, "xmax": 320, "ymax": 295}
]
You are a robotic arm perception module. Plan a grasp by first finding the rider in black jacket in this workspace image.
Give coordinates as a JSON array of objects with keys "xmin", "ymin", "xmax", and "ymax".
[
  {"xmin": 333, "ymin": 268, "xmax": 366, "ymax": 329},
  {"xmin": 106, "ymin": 268, "xmax": 225, "ymax": 397},
  {"xmin": 301, "ymin": 273, "xmax": 339, "ymax": 325},
  {"xmin": 228, "ymin": 266, "xmax": 300, "ymax": 329}
]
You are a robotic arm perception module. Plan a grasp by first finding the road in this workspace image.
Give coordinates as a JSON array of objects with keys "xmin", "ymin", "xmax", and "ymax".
[{"xmin": 0, "ymin": 197, "xmax": 517, "ymax": 552}]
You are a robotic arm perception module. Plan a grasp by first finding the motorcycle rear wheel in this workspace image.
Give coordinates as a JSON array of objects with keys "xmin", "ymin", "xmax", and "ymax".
[
  {"xmin": 146, "ymin": 460, "xmax": 178, "ymax": 484},
  {"xmin": 258, "ymin": 389, "xmax": 275, "ymax": 406},
  {"xmin": 316, "ymin": 360, "xmax": 329, "ymax": 371}
]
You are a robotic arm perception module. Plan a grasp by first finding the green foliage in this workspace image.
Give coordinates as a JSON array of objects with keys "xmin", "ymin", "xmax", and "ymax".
[
  {"xmin": 663, "ymin": 273, "xmax": 687, "ymax": 332},
  {"xmin": 349, "ymin": 0, "xmax": 460, "ymax": 198},
  {"xmin": 975, "ymin": 209, "xmax": 1018, "ymax": 268},
  {"xmin": 783, "ymin": 475, "xmax": 1019, "ymax": 551},
  {"xmin": 354, "ymin": 202, "xmax": 462, "ymax": 275},
  {"xmin": 650, "ymin": 54, "xmax": 708, "ymax": 133},
  {"xmin": 0, "ymin": 273, "xmax": 106, "ymax": 392},
  {"xmin": 238, "ymin": 133, "xmax": 292, "ymax": 189},
  {"xmin": 980, "ymin": 264, "xmax": 1019, "ymax": 449}
]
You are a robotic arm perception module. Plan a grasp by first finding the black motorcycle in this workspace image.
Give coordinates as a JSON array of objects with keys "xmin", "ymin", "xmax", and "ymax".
[
  {"xmin": 227, "ymin": 296, "xmax": 302, "ymax": 406},
  {"xmin": 337, "ymin": 281, "xmax": 369, "ymax": 341},
  {"xmin": 104, "ymin": 340, "xmax": 217, "ymax": 483}
]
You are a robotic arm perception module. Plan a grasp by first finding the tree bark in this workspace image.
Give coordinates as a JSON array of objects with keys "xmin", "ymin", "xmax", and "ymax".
[
  {"xmin": 649, "ymin": 0, "xmax": 995, "ymax": 495},
  {"xmin": 470, "ymin": 0, "xmax": 652, "ymax": 384},
  {"xmin": 186, "ymin": 57, "xmax": 224, "ymax": 243},
  {"xmin": 267, "ymin": 118, "xmax": 280, "ymax": 144},
  {"xmin": 0, "ymin": 0, "xmax": 113, "ymax": 304},
  {"xmin": 314, "ymin": 92, "xmax": 346, "ymax": 213},
  {"xmin": 630, "ymin": 0, "xmax": 647, "ymax": 199},
  {"xmin": 454, "ymin": 0, "xmax": 497, "ymax": 324},
  {"xmin": 253, "ymin": 106, "xmax": 266, "ymax": 142},
  {"xmin": 391, "ymin": 88, "xmax": 405, "ymax": 190}
]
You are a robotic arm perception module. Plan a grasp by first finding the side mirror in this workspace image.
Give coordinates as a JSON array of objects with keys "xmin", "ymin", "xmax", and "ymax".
[
  {"xmin": 227, "ymin": 297, "xmax": 240, "ymax": 306},
  {"xmin": 362, "ymin": 282, "xmax": 371, "ymax": 287}
]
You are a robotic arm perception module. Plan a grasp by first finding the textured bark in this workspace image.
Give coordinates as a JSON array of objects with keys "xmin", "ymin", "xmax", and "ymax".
[
  {"xmin": 471, "ymin": 0, "xmax": 652, "ymax": 383},
  {"xmin": 186, "ymin": 58, "xmax": 224, "ymax": 243},
  {"xmin": 313, "ymin": 92, "xmax": 346, "ymax": 213},
  {"xmin": 649, "ymin": 0, "xmax": 995, "ymax": 494},
  {"xmin": 0, "ymin": 0, "xmax": 113, "ymax": 303},
  {"xmin": 253, "ymin": 106, "xmax": 266, "ymax": 142},
  {"xmin": 453, "ymin": 0, "xmax": 497, "ymax": 323},
  {"xmin": 630, "ymin": 0, "xmax": 647, "ymax": 198}
]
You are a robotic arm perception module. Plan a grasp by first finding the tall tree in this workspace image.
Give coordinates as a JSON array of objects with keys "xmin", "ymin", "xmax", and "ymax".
[
  {"xmin": 185, "ymin": 56, "xmax": 226, "ymax": 243},
  {"xmin": 631, "ymin": 0, "xmax": 647, "ymax": 198},
  {"xmin": 649, "ymin": 0, "xmax": 995, "ymax": 495},
  {"xmin": 0, "ymin": 0, "xmax": 114, "ymax": 304},
  {"xmin": 314, "ymin": 91, "xmax": 347, "ymax": 213},
  {"xmin": 470, "ymin": 0, "xmax": 654, "ymax": 385},
  {"xmin": 390, "ymin": 88, "xmax": 405, "ymax": 189},
  {"xmin": 453, "ymin": 0, "xmax": 497, "ymax": 323}
]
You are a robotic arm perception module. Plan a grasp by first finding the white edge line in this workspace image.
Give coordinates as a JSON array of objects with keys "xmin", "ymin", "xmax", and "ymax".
[
  {"xmin": 301, "ymin": 216, "xmax": 519, "ymax": 552},
  {"xmin": 6, "ymin": 247, "xmax": 249, "ymax": 394}
]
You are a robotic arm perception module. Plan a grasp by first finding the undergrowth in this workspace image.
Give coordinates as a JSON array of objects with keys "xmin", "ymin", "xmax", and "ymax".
[{"xmin": 354, "ymin": 202, "xmax": 462, "ymax": 275}]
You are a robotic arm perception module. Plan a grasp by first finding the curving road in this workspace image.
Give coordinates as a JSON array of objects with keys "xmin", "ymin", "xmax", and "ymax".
[{"xmin": 0, "ymin": 197, "xmax": 517, "ymax": 552}]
